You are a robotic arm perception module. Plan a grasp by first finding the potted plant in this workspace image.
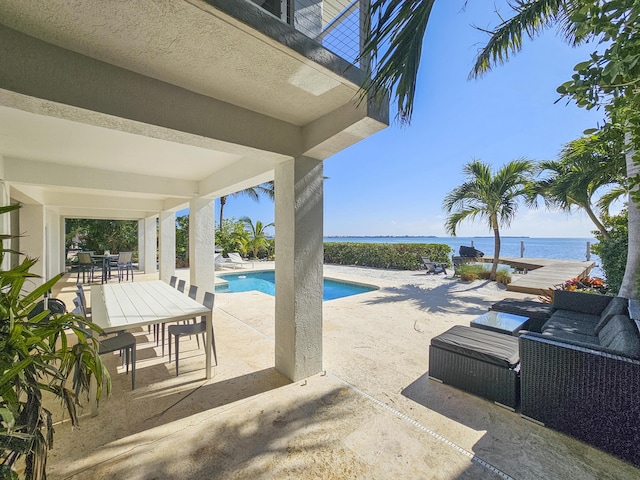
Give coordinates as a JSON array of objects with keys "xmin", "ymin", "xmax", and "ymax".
[{"xmin": 0, "ymin": 205, "xmax": 109, "ymax": 480}]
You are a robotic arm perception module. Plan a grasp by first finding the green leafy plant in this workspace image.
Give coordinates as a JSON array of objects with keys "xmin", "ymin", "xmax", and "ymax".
[
  {"xmin": 0, "ymin": 205, "xmax": 109, "ymax": 480},
  {"xmin": 591, "ymin": 210, "xmax": 628, "ymax": 295}
]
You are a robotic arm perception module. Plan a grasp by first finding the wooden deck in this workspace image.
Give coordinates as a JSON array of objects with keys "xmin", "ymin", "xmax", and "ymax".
[{"xmin": 480, "ymin": 256, "xmax": 596, "ymax": 296}]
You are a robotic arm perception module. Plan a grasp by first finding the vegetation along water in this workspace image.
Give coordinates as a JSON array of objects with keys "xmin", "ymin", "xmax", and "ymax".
[{"xmin": 324, "ymin": 237, "xmax": 598, "ymax": 263}]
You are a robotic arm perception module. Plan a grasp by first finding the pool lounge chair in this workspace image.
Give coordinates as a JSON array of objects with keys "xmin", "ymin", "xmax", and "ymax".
[
  {"xmin": 214, "ymin": 254, "xmax": 235, "ymax": 270},
  {"xmin": 226, "ymin": 252, "xmax": 253, "ymax": 269}
]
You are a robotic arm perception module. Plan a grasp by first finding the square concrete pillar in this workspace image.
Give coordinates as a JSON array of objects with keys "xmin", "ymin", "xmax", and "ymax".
[
  {"xmin": 189, "ymin": 197, "xmax": 216, "ymax": 293},
  {"xmin": 19, "ymin": 204, "xmax": 46, "ymax": 290},
  {"xmin": 138, "ymin": 219, "xmax": 145, "ymax": 272},
  {"xmin": 159, "ymin": 211, "xmax": 176, "ymax": 283},
  {"xmin": 274, "ymin": 157, "xmax": 323, "ymax": 382},
  {"xmin": 0, "ymin": 177, "xmax": 11, "ymax": 272},
  {"xmin": 143, "ymin": 215, "xmax": 158, "ymax": 274}
]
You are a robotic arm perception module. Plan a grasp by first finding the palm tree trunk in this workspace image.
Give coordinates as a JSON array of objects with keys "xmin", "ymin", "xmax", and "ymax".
[
  {"xmin": 219, "ymin": 196, "xmax": 226, "ymax": 227},
  {"xmin": 619, "ymin": 136, "xmax": 639, "ymax": 298},
  {"xmin": 491, "ymin": 215, "xmax": 500, "ymax": 281},
  {"xmin": 583, "ymin": 203, "xmax": 611, "ymax": 241}
]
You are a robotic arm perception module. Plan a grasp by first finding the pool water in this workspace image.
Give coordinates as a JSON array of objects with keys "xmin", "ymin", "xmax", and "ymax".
[{"xmin": 215, "ymin": 271, "xmax": 377, "ymax": 301}]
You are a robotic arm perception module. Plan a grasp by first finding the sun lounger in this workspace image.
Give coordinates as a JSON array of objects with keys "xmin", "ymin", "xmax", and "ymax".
[
  {"xmin": 226, "ymin": 252, "xmax": 253, "ymax": 269},
  {"xmin": 214, "ymin": 253, "xmax": 235, "ymax": 270}
]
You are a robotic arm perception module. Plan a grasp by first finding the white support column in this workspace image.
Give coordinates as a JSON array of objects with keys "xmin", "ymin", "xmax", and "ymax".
[
  {"xmin": 45, "ymin": 209, "xmax": 62, "ymax": 277},
  {"xmin": 189, "ymin": 197, "xmax": 215, "ymax": 292},
  {"xmin": 159, "ymin": 210, "xmax": 176, "ymax": 283},
  {"xmin": 20, "ymin": 204, "xmax": 46, "ymax": 290},
  {"xmin": 137, "ymin": 219, "xmax": 145, "ymax": 272},
  {"xmin": 274, "ymin": 156, "xmax": 324, "ymax": 382},
  {"xmin": 0, "ymin": 156, "xmax": 9, "ymax": 271},
  {"xmin": 143, "ymin": 216, "xmax": 158, "ymax": 274}
]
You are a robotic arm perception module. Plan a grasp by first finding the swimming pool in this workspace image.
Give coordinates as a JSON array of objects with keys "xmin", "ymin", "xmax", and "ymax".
[{"xmin": 215, "ymin": 271, "xmax": 378, "ymax": 301}]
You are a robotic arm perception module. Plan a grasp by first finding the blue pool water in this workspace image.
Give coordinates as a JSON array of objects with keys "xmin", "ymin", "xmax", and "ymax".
[{"xmin": 215, "ymin": 271, "xmax": 377, "ymax": 301}]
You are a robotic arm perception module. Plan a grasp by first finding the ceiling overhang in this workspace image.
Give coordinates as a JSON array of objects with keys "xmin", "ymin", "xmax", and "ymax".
[{"xmin": 0, "ymin": 0, "xmax": 388, "ymax": 219}]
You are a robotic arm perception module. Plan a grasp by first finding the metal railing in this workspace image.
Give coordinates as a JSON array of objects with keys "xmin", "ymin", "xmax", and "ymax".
[{"xmin": 252, "ymin": 0, "xmax": 368, "ymax": 69}]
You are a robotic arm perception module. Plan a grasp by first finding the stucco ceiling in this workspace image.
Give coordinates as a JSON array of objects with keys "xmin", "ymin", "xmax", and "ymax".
[
  {"xmin": 0, "ymin": 107, "xmax": 240, "ymax": 181},
  {"xmin": 0, "ymin": 0, "xmax": 360, "ymax": 127},
  {"xmin": 0, "ymin": 1, "xmax": 386, "ymax": 219}
]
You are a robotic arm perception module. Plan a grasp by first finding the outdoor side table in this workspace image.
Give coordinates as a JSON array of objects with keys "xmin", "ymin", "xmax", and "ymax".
[{"xmin": 470, "ymin": 311, "xmax": 529, "ymax": 336}]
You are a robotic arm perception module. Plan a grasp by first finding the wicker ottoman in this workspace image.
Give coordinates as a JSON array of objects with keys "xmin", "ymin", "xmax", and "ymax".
[{"xmin": 429, "ymin": 325, "xmax": 520, "ymax": 409}]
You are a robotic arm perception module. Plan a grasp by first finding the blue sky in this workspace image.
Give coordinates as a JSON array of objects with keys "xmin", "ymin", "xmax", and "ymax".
[{"xmin": 216, "ymin": 1, "xmax": 610, "ymax": 239}]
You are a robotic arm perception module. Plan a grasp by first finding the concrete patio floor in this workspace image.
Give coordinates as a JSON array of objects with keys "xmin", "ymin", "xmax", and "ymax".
[{"xmin": 46, "ymin": 266, "xmax": 640, "ymax": 479}]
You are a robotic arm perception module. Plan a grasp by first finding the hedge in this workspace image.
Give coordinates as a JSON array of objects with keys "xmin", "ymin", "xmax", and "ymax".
[{"xmin": 323, "ymin": 242, "xmax": 452, "ymax": 270}]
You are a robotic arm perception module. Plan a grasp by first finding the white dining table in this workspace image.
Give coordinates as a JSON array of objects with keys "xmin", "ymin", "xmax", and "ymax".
[{"xmin": 89, "ymin": 280, "xmax": 213, "ymax": 414}]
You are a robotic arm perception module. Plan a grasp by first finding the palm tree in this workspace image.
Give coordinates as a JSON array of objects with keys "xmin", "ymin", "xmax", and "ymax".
[
  {"xmin": 362, "ymin": 0, "xmax": 640, "ymax": 297},
  {"xmin": 218, "ymin": 182, "xmax": 274, "ymax": 227},
  {"xmin": 443, "ymin": 159, "xmax": 535, "ymax": 280},
  {"xmin": 535, "ymin": 130, "xmax": 627, "ymax": 240},
  {"xmin": 239, "ymin": 217, "xmax": 274, "ymax": 259}
]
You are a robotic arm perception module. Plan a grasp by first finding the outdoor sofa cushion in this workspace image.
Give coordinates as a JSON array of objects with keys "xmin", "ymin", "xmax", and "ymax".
[
  {"xmin": 552, "ymin": 289, "xmax": 613, "ymax": 316},
  {"xmin": 543, "ymin": 310, "xmax": 601, "ymax": 334},
  {"xmin": 594, "ymin": 296, "xmax": 629, "ymax": 334},
  {"xmin": 598, "ymin": 314, "xmax": 640, "ymax": 359},
  {"xmin": 431, "ymin": 325, "xmax": 519, "ymax": 369}
]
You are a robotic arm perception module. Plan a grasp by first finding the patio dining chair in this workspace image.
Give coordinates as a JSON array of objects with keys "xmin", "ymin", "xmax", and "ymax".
[
  {"xmin": 73, "ymin": 296, "xmax": 136, "ymax": 390},
  {"xmin": 116, "ymin": 252, "xmax": 134, "ymax": 282},
  {"xmin": 168, "ymin": 291, "xmax": 217, "ymax": 376},
  {"xmin": 169, "ymin": 275, "xmax": 178, "ymax": 288},
  {"xmin": 76, "ymin": 283, "xmax": 91, "ymax": 317},
  {"xmin": 76, "ymin": 252, "xmax": 99, "ymax": 283},
  {"xmin": 161, "ymin": 284, "xmax": 199, "ymax": 356}
]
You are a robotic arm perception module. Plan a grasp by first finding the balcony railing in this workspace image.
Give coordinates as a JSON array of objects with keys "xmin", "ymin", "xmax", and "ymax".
[{"xmin": 251, "ymin": 0, "xmax": 368, "ymax": 69}]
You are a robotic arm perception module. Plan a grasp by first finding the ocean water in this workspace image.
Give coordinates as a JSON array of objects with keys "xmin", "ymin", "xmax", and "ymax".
[{"xmin": 324, "ymin": 236, "xmax": 603, "ymax": 277}]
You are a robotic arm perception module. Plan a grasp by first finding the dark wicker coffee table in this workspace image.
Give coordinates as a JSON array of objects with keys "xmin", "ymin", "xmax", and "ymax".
[
  {"xmin": 489, "ymin": 298, "xmax": 552, "ymax": 332},
  {"xmin": 470, "ymin": 311, "xmax": 529, "ymax": 336}
]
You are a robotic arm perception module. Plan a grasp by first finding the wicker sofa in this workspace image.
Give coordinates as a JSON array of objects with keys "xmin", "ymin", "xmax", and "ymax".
[{"xmin": 519, "ymin": 290, "xmax": 640, "ymax": 467}]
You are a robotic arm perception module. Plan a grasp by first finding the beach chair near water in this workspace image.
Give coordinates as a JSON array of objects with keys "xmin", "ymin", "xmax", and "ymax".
[{"xmin": 421, "ymin": 257, "xmax": 447, "ymax": 275}]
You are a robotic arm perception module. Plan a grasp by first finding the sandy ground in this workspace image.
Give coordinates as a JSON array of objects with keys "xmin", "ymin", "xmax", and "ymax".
[{"xmin": 42, "ymin": 265, "xmax": 639, "ymax": 480}]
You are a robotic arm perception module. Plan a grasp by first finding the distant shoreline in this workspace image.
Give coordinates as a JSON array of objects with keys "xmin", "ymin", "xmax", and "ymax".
[{"xmin": 324, "ymin": 235, "xmax": 531, "ymax": 239}]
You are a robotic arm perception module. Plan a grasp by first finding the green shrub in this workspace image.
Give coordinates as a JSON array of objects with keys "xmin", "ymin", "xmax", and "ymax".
[
  {"xmin": 591, "ymin": 210, "xmax": 627, "ymax": 295},
  {"xmin": 455, "ymin": 263, "xmax": 511, "ymax": 285},
  {"xmin": 495, "ymin": 270, "xmax": 512, "ymax": 285},
  {"xmin": 460, "ymin": 272, "xmax": 478, "ymax": 281},
  {"xmin": 455, "ymin": 263, "xmax": 485, "ymax": 278},
  {"xmin": 323, "ymin": 242, "xmax": 451, "ymax": 270}
]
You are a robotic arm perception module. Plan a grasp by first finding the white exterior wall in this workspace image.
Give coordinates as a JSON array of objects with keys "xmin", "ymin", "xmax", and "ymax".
[
  {"xmin": 189, "ymin": 198, "xmax": 215, "ymax": 293},
  {"xmin": 274, "ymin": 157, "xmax": 323, "ymax": 381},
  {"xmin": 143, "ymin": 215, "xmax": 158, "ymax": 274},
  {"xmin": 45, "ymin": 209, "xmax": 62, "ymax": 278},
  {"xmin": 159, "ymin": 210, "xmax": 176, "ymax": 283},
  {"xmin": 0, "ymin": 156, "xmax": 10, "ymax": 271},
  {"xmin": 138, "ymin": 219, "xmax": 145, "ymax": 272},
  {"xmin": 20, "ymin": 204, "xmax": 46, "ymax": 290}
]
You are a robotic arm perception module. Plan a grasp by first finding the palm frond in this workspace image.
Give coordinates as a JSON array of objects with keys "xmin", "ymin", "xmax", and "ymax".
[
  {"xmin": 470, "ymin": 0, "xmax": 568, "ymax": 79},
  {"xmin": 360, "ymin": 0, "xmax": 436, "ymax": 124}
]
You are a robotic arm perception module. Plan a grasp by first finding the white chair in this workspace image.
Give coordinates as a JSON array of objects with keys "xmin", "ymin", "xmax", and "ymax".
[
  {"xmin": 215, "ymin": 253, "xmax": 235, "ymax": 270},
  {"xmin": 226, "ymin": 252, "xmax": 253, "ymax": 269}
]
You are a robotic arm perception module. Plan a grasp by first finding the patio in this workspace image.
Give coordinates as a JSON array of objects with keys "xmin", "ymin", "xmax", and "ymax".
[{"xmin": 45, "ymin": 267, "xmax": 639, "ymax": 479}]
